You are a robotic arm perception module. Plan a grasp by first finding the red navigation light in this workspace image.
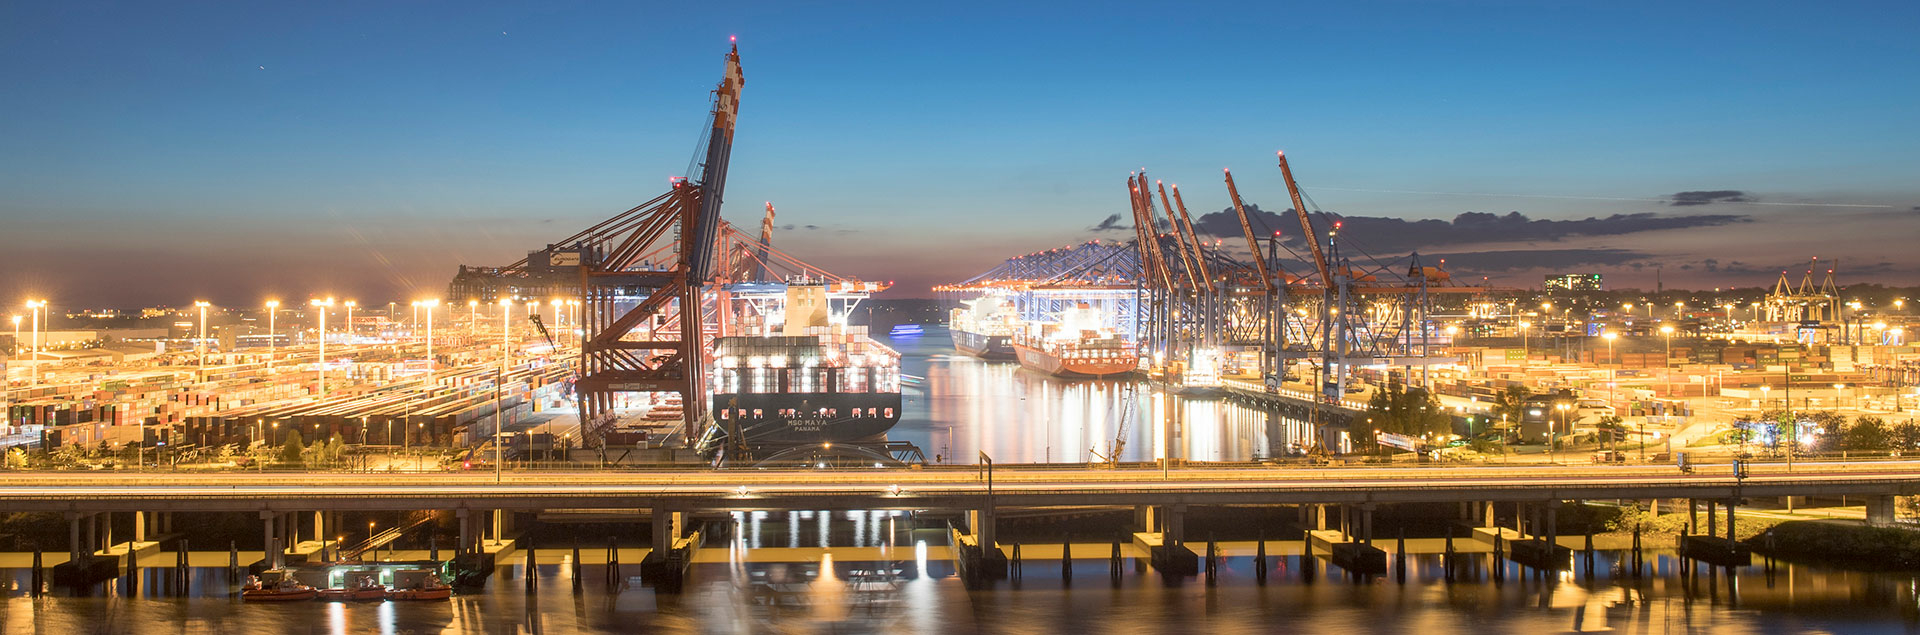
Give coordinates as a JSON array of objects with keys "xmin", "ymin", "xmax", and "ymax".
[
  {"xmin": 1273, "ymin": 231, "xmax": 1281, "ymax": 236},
  {"xmin": 730, "ymin": 35, "xmax": 737, "ymax": 42},
  {"xmin": 1334, "ymin": 221, "xmax": 1343, "ymax": 229}
]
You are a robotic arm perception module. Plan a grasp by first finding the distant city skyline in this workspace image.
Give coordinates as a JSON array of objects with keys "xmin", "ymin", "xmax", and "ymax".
[{"xmin": 4, "ymin": 1, "xmax": 1917, "ymax": 307}]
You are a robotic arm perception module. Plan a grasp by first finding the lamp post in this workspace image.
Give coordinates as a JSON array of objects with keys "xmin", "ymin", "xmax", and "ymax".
[
  {"xmin": 1660, "ymin": 325, "xmax": 1675, "ymax": 401},
  {"xmin": 194, "ymin": 301, "xmax": 211, "ymax": 382},
  {"xmin": 422, "ymin": 299, "xmax": 438, "ymax": 385},
  {"xmin": 1518, "ymin": 320, "xmax": 1531, "ymax": 360},
  {"xmin": 26, "ymin": 300, "xmax": 45, "ymax": 392},
  {"xmin": 311, "ymin": 298, "xmax": 334, "ymax": 399},
  {"xmin": 1553, "ymin": 402, "xmax": 1568, "ymax": 464},
  {"xmin": 1603, "ymin": 331, "xmax": 1618, "ymax": 410},
  {"xmin": 468, "ymin": 299, "xmax": 479, "ymax": 341},
  {"xmin": 496, "ymin": 299, "xmax": 511, "ymax": 484},
  {"xmin": 344, "ymin": 301, "xmax": 356, "ymax": 341},
  {"xmin": 265, "ymin": 300, "xmax": 279, "ymax": 373}
]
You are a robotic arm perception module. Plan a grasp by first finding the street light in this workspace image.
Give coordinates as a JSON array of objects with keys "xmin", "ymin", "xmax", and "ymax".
[
  {"xmin": 343, "ymin": 300, "xmax": 356, "ymax": 340},
  {"xmin": 194, "ymin": 301, "xmax": 211, "ymax": 382},
  {"xmin": 265, "ymin": 300, "xmax": 280, "ymax": 373},
  {"xmin": 311, "ymin": 298, "xmax": 335, "ymax": 399},
  {"xmin": 1659, "ymin": 324, "xmax": 1675, "ymax": 401},
  {"xmin": 1553, "ymin": 402, "xmax": 1569, "ymax": 464},
  {"xmin": 468, "ymin": 299, "xmax": 479, "ymax": 340},
  {"xmin": 25, "ymin": 300, "xmax": 45, "ymax": 392},
  {"xmin": 1517, "ymin": 320, "xmax": 1531, "ymax": 359},
  {"xmin": 495, "ymin": 298, "xmax": 511, "ymax": 484},
  {"xmin": 421, "ymin": 299, "xmax": 439, "ymax": 385},
  {"xmin": 1602, "ymin": 331, "xmax": 1618, "ymax": 411}
]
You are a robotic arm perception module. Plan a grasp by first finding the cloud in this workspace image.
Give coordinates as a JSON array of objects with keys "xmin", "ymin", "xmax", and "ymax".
[
  {"xmin": 1089, "ymin": 214, "xmax": 1130, "ymax": 232},
  {"xmin": 1188, "ymin": 207, "xmax": 1747, "ymax": 254},
  {"xmin": 1669, "ymin": 190, "xmax": 1750, "ymax": 206},
  {"xmin": 1423, "ymin": 248, "xmax": 1648, "ymax": 272}
]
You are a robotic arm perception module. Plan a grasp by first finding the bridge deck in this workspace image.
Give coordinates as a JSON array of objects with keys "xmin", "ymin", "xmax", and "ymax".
[{"xmin": 0, "ymin": 461, "xmax": 1913, "ymax": 512}]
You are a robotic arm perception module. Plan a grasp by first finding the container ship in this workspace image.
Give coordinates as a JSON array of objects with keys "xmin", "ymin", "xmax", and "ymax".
[
  {"xmin": 700, "ymin": 282, "xmax": 902, "ymax": 451},
  {"xmin": 948, "ymin": 298, "xmax": 1017, "ymax": 360},
  {"xmin": 1012, "ymin": 302, "xmax": 1140, "ymax": 378}
]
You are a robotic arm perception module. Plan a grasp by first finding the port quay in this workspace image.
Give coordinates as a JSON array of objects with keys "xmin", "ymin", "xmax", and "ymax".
[{"xmin": 5, "ymin": 21, "xmax": 1920, "ymax": 633}]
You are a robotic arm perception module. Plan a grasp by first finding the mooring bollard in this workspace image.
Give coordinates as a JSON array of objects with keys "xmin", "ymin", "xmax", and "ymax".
[
  {"xmin": 525, "ymin": 540, "xmax": 537, "ymax": 593},
  {"xmin": 572, "ymin": 538, "xmax": 583, "ymax": 591},
  {"xmin": 1631, "ymin": 526, "xmax": 1643, "ymax": 578},
  {"xmin": 1255, "ymin": 533, "xmax": 1268, "ymax": 585},
  {"xmin": 1010, "ymin": 542, "xmax": 1022, "ymax": 580},
  {"xmin": 1584, "ymin": 532, "xmax": 1595, "ymax": 579},
  {"xmin": 31, "ymin": 549, "xmax": 43, "ymax": 596},
  {"xmin": 178, "ymin": 539, "xmax": 191, "ymax": 591},
  {"xmin": 607, "ymin": 536, "xmax": 619, "ymax": 588},
  {"xmin": 1492, "ymin": 532, "xmax": 1505, "ymax": 583},
  {"xmin": 1204, "ymin": 536, "xmax": 1217, "ymax": 585},
  {"xmin": 1301, "ymin": 529, "xmax": 1317, "ymax": 584},
  {"xmin": 1061, "ymin": 540, "xmax": 1072, "ymax": 583},
  {"xmin": 1394, "ymin": 529, "xmax": 1406, "ymax": 584}
]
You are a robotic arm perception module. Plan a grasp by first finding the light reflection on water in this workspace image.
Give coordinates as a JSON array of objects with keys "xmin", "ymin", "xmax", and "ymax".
[
  {"xmin": 5, "ymin": 548, "xmax": 1917, "ymax": 632},
  {"xmin": 888, "ymin": 325, "xmax": 1318, "ymax": 464}
]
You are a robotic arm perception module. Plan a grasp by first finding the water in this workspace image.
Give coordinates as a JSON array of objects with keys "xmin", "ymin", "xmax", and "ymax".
[
  {"xmin": 887, "ymin": 325, "xmax": 1319, "ymax": 465},
  {"xmin": 6, "ymin": 536, "xmax": 1918, "ymax": 633}
]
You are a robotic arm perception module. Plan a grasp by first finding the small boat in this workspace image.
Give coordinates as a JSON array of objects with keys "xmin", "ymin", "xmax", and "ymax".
[
  {"xmin": 388, "ymin": 572, "xmax": 453, "ymax": 601},
  {"xmin": 317, "ymin": 580, "xmax": 388, "ymax": 601},
  {"xmin": 241, "ymin": 576, "xmax": 318, "ymax": 602},
  {"xmin": 388, "ymin": 586, "xmax": 452, "ymax": 601}
]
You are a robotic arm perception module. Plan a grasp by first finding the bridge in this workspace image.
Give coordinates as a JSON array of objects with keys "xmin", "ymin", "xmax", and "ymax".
[{"xmin": 10, "ymin": 459, "xmax": 1917, "ymax": 582}]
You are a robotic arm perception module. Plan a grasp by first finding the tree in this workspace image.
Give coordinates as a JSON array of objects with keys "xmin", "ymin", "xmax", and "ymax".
[
  {"xmin": 1597, "ymin": 415, "xmax": 1627, "ymax": 453},
  {"xmin": 280, "ymin": 433, "xmax": 305, "ymax": 464},
  {"xmin": 1892, "ymin": 419, "xmax": 1920, "ymax": 453},
  {"xmin": 1844, "ymin": 415, "xmax": 1891, "ymax": 453},
  {"xmin": 1490, "ymin": 385, "xmax": 1530, "ymax": 431},
  {"xmin": 1363, "ymin": 381, "xmax": 1453, "ymax": 451},
  {"xmin": 1807, "ymin": 411, "xmax": 1847, "ymax": 453},
  {"xmin": 326, "ymin": 433, "xmax": 347, "ymax": 465}
]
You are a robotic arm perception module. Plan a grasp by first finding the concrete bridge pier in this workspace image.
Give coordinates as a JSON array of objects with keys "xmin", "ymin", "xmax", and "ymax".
[
  {"xmin": 53, "ymin": 511, "xmax": 117, "ymax": 585},
  {"xmin": 1506, "ymin": 501, "xmax": 1569, "ymax": 570},
  {"xmin": 259, "ymin": 511, "xmax": 281, "ymax": 570},
  {"xmin": 1681, "ymin": 497, "xmax": 1751, "ymax": 567},
  {"xmin": 641, "ymin": 504, "xmax": 697, "ymax": 591},
  {"xmin": 1138, "ymin": 504, "xmax": 1196, "ymax": 575},
  {"xmin": 1866, "ymin": 494, "xmax": 1897, "ymax": 527}
]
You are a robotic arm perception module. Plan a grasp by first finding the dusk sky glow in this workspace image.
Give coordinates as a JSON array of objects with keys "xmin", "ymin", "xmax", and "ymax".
[{"xmin": 4, "ymin": 1, "xmax": 1917, "ymax": 308}]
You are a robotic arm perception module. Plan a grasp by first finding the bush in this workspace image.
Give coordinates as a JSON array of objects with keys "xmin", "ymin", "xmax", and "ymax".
[
  {"xmin": 1758, "ymin": 520, "xmax": 1920, "ymax": 569},
  {"xmin": 280, "ymin": 433, "xmax": 304, "ymax": 464}
]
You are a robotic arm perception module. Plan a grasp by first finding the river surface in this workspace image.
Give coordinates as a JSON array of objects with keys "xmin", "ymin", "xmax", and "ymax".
[
  {"xmin": 885, "ymin": 325, "xmax": 1319, "ymax": 465},
  {"xmin": 4, "ymin": 524, "xmax": 1918, "ymax": 633}
]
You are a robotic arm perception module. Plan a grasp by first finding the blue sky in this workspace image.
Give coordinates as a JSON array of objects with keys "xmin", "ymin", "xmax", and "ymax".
[{"xmin": 3, "ymin": 1, "xmax": 1917, "ymax": 307}]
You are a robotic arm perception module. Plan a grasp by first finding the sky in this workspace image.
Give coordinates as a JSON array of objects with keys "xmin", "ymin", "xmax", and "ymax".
[{"xmin": 2, "ymin": 1, "xmax": 1917, "ymax": 309}]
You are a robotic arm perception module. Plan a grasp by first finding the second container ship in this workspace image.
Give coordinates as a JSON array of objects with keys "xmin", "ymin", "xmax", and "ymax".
[
  {"xmin": 1011, "ymin": 302, "xmax": 1140, "ymax": 378},
  {"xmin": 948, "ymin": 298, "xmax": 1017, "ymax": 360}
]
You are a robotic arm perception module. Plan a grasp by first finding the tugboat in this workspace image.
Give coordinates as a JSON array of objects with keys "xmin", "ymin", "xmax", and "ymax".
[
  {"xmin": 388, "ymin": 571, "xmax": 453, "ymax": 601},
  {"xmin": 948, "ymin": 297, "xmax": 1017, "ymax": 360},
  {"xmin": 241, "ymin": 574, "xmax": 318, "ymax": 602},
  {"xmin": 1012, "ymin": 302, "xmax": 1139, "ymax": 378},
  {"xmin": 317, "ymin": 572, "xmax": 387, "ymax": 601}
]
